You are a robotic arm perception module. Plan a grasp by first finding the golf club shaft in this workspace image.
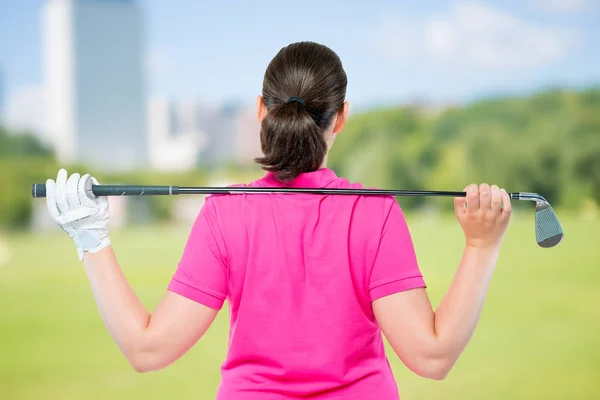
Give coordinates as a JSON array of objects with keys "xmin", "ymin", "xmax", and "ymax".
[{"xmin": 31, "ymin": 183, "xmax": 524, "ymax": 200}]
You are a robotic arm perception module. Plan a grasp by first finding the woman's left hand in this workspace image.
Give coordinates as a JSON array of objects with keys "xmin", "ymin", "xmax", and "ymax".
[{"xmin": 46, "ymin": 168, "xmax": 111, "ymax": 260}]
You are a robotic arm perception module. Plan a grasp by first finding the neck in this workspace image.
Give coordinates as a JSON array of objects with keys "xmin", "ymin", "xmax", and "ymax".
[
  {"xmin": 319, "ymin": 153, "xmax": 329, "ymax": 169},
  {"xmin": 320, "ymin": 135, "xmax": 334, "ymax": 169}
]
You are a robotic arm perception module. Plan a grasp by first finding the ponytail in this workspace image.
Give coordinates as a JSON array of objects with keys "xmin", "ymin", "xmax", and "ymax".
[
  {"xmin": 254, "ymin": 41, "xmax": 347, "ymax": 182},
  {"xmin": 255, "ymin": 101, "xmax": 327, "ymax": 182}
]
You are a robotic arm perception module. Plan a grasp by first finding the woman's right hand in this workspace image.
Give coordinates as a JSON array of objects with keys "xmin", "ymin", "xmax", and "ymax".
[
  {"xmin": 46, "ymin": 169, "xmax": 111, "ymax": 260},
  {"xmin": 454, "ymin": 184, "xmax": 512, "ymax": 249}
]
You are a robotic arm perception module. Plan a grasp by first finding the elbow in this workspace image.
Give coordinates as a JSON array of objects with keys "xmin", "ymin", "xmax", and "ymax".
[
  {"xmin": 131, "ymin": 363, "xmax": 149, "ymax": 374},
  {"xmin": 128, "ymin": 352, "xmax": 157, "ymax": 373},
  {"xmin": 125, "ymin": 346, "xmax": 168, "ymax": 373},
  {"xmin": 408, "ymin": 356, "xmax": 455, "ymax": 381},
  {"xmin": 118, "ymin": 334, "xmax": 168, "ymax": 373},
  {"xmin": 130, "ymin": 360, "xmax": 152, "ymax": 374},
  {"xmin": 421, "ymin": 364, "xmax": 451, "ymax": 381},
  {"xmin": 121, "ymin": 334, "xmax": 183, "ymax": 373}
]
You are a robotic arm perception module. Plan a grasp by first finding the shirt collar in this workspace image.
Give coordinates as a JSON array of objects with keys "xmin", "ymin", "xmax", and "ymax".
[{"xmin": 260, "ymin": 168, "xmax": 339, "ymax": 188}]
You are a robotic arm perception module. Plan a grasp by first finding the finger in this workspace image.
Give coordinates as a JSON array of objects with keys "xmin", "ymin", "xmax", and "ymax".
[
  {"xmin": 67, "ymin": 207, "xmax": 95, "ymax": 222},
  {"xmin": 490, "ymin": 185, "xmax": 501, "ymax": 215},
  {"xmin": 466, "ymin": 184, "xmax": 479, "ymax": 212},
  {"xmin": 90, "ymin": 177, "xmax": 109, "ymax": 207},
  {"xmin": 55, "ymin": 169, "xmax": 70, "ymax": 215},
  {"xmin": 78, "ymin": 174, "xmax": 96, "ymax": 207},
  {"xmin": 479, "ymin": 183, "xmax": 491, "ymax": 210},
  {"xmin": 454, "ymin": 186, "xmax": 468, "ymax": 215},
  {"xmin": 66, "ymin": 173, "xmax": 81, "ymax": 210},
  {"xmin": 45, "ymin": 179, "xmax": 60, "ymax": 218},
  {"xmin": 501, "ymin": 188, "xmax": 512, "ymax": 217}
]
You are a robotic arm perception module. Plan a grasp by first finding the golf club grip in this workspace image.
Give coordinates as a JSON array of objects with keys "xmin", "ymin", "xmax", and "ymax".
[{"xmin": 32, "ymin": 183, "xmax": 178, "ymax": 198}]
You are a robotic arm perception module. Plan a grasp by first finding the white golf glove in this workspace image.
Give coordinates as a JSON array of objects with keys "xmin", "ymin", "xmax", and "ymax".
[{"xmin": 46, "ymin": 169, "xmax": 111, "ymax": 261}]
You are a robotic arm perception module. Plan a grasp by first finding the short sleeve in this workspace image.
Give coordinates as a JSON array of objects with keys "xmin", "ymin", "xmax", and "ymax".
[
  {"xmin": 167, "ymin": 197, "xmax": 228, "ymax": 310},
  {"xmin": 369, "ymin": 199, "xmax": 426, "ymax": 302}
]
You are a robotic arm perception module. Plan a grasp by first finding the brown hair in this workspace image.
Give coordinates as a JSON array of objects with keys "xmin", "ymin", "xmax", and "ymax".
[{"xmin": 254, "ymin": 41, "xmax": 348, "ymax": 182}]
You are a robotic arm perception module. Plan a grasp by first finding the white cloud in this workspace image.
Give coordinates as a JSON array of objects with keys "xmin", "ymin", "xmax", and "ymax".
[
  {"xmin": 425, "ymin": 3, "xmax": 578, "ymax": 68},
  {"xmin": 532, "ymin": 0, "xmax": 592, "ymax": 13},
  {"xmin": 375, "ymin": 2, "xmax": 581, "ymax": 70}
]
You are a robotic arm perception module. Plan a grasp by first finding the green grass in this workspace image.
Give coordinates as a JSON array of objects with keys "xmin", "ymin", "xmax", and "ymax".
[{"xmin": 1, "ymin": 212, "xmax": 599, "ymax": 399}]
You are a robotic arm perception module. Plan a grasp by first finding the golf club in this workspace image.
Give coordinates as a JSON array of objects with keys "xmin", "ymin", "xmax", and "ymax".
[{"xmin": 31, "ymin": 183, "xmax": 564, "ymax": 248}]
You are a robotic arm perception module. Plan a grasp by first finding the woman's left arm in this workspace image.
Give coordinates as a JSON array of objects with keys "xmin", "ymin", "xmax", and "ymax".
[{"xmin": 83, "ymin": 247, "xmax": 218, "ymax": 372}]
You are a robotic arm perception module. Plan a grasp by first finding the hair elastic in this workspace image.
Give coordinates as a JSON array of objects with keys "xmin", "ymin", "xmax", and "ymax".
[{"xmin": 286, "ymin": 96, "xmax": 305, "ymax": 107}]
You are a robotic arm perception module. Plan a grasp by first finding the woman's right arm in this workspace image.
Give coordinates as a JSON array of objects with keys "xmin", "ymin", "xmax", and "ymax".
[{"xmin": 372, "ymin": 183, "xmax": 511, "ymax": 380}]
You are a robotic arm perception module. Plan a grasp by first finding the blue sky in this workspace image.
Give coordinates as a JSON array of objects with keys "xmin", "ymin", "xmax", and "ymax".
[{"xmin": 0, "ymin": 0, "xmax": 599, "ymax": 114}]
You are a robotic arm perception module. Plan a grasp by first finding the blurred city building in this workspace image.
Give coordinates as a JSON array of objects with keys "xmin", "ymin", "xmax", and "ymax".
[
  {"xmin": 195, "ymin": 101, "xmax": 262, "ymax": 167},
  {"xmin": 147, "ymin": 97, "xmax": 205, "ymax": 171},
  {"xmin": 4, "ymin": 1, "xmax": 262, "ymax": 173},
  {"xmin": 42, "ymin": 0, "xmax": 147, "ymax": 170},
  {"xmin": 234, "ymin": 104, "xmax": 262, "ymax": 165},
  {"xmin": 196, "ymin": 102, "xmax": 240, "ymax": 167},
  {"xmin": 146, "ymin": 98, "xmax": 261, "ymax": 170}
]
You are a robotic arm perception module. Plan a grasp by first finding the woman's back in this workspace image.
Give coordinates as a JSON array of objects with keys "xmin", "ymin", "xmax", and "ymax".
[{"xmin": 170, "ymin": 168, "xmax": 426, "ymax": 399}]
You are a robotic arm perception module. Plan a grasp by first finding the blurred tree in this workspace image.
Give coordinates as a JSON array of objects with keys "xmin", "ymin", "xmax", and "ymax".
[
  {"xmin": 330, "ymin": 87, "xmax": 600, "ymax": 210},
  {"xmin": 0, "ymin": 126, "xmax": 54, "ymax": 158},
  {"xmin": 329, "ymin": 106, "xmax": 439, "ymax": 209}
]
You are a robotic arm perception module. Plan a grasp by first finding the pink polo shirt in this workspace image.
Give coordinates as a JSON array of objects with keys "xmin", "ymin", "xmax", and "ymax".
[{"xmin": 168, "ymin": 168, "xmax": 426, "ymax": 399}]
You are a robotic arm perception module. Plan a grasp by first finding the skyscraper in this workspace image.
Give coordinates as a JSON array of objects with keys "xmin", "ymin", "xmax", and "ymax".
[{"xmin": 42, "ymin": 0, "xmax": 147, "ymax": 170}]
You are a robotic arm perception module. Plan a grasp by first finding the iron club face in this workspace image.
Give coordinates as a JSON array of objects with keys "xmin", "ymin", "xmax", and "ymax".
[
  {"xmin": 515, "ymin": 193, "xmax": 564, "ymax": 248},
  {"xmin": 535, "ymin": 201, "xmax": 564, "ymax": 248}
]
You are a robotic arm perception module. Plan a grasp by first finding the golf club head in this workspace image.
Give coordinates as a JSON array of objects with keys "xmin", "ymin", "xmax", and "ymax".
[
  {"xmin": 534, "ymin": 201, "xmax": 564, "ymax": 248},
  {"xmin": 515, "ymin": 193, "xmax": 564, "ymax": 248}
]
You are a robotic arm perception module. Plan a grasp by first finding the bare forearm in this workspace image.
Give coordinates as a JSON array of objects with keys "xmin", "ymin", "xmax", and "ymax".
[
  {"xmin": 83, "ymin": 246, "xmax": 150, "ymax": 360},
  {"xmin": 433, "ymin": 245, "xmax": 500, "ymax": 362}
]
